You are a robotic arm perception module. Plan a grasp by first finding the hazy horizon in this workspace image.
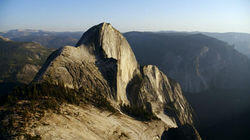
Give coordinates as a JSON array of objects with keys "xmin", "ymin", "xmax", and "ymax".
[
  {"xmin": 0, "ymin": 0, "xmax": 249, "ymax": 33},
  {"xmin": 2, "ymin": 27, "xmax": 250, "ymax": 35}
]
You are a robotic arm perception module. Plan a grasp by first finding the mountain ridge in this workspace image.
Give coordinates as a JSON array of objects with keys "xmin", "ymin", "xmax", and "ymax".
[{"xmin": 25, "ymin": 22, "xmax": 200, "ymax": 139}]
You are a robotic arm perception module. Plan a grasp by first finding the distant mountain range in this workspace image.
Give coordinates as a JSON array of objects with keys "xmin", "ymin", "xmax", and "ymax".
[
  {"xmin": 0, "ymin": 29, "xmax": 82, "ymax": 48},
  {"xmin": 1, "ymin": 29, "xmax": 250, "ymax": 58},
  {"xmin": 202, "ymin": 32, "xmax": 250, "ymax": 58},
  {"xmin": 124, "ymin": 31, "xmax": 250, "ymax": 93},
  {"xmin": 159, "ymin": 31, "xmax": 250, "ymax": 58},
  {"xmin": 0, "ymin": 36, "xmax": 53, "ymax": 94}
]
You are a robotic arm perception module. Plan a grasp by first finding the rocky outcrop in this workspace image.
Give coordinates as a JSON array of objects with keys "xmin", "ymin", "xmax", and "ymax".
[
  {"xmin": 0, "ymin": 36, "xmax": 11, "ymax": 42},
  {"xmin": 35, "ymin": 23, "xmax": 139, "ymax": 104},
  {"xmin": 76, "ymin": 23, "xmax": 140, "ymax": 104},
  {"xmin": 127, "ymin": 65, "xmax": 195, "ymax": 126},
  {"xmin": 33, "ymin": 23, "xmax": 199, "ymax": 139},
  {"xmin": 142, "ymin": 65, "xmax": 194, "ymax": 125}
]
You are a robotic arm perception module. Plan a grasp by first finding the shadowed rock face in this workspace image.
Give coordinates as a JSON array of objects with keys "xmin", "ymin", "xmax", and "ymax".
[
  {"xmin": 124, "ymin": 32, "xmax": 250, "ymax": 93},
  {"xmin": 161, "ymin": 124, "xmax": 201, "ymax": 140},
  {"xmin": 34, "ymin": 23, "xmax": 199, "ymax": 138}
]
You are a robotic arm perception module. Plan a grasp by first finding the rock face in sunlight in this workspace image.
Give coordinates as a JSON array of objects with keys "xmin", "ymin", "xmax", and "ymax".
[
  {"xmin": 25, "ymin": 23, "xmax": 200, "ymax": 139},
  {"xmin": 75, "ymin": 23, "xmax": 140, "ymax": 104},
  {"xmin": 0, "ymin": 36, "xmax": 11, "ymax": 42},
  {"xmin": 35, "ymin": 23, "xmax": 140, "ymax": 105}
]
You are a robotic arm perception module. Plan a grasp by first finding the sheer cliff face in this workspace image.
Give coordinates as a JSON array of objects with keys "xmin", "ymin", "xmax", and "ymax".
[
  {"xmin": 34, "ymin": 23, "xmax": 196, "ymax": 128},
  {"xmin": 75, "ymin": 23, "xmax": 140, "ymax": 104}
]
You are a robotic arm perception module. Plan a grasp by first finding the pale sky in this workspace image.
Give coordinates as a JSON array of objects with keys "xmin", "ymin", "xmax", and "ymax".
[{"xmin": 0, "ymin": 0, "xmax": 249, "ymax": 33}]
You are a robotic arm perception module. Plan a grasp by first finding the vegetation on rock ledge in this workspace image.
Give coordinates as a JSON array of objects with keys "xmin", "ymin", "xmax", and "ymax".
[
  {"xmin": 120, "ymin": 104, "xmax": 159, "ymax": 121},
  {"xmin": 0, "ymin": 82, "xmax": 117, "ymax": 139}
]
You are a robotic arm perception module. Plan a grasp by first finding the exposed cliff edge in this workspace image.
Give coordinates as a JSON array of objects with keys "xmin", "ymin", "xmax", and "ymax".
[{"xmin": 0, "ymin": 23, "xmax": 200, "ymax": 139}]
